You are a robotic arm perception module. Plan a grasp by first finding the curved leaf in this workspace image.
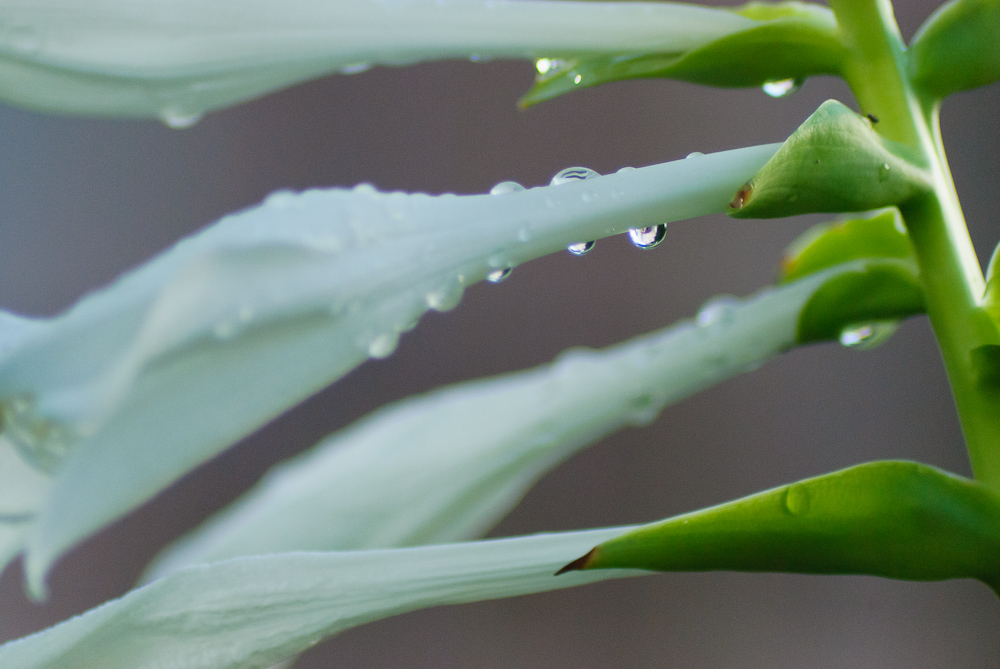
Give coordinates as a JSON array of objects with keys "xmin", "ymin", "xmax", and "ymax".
[
  {"xmin": 0, "ymin": 529, "xmax": 641, "ymax": 669},
  {"xmin": 779, "ymin": 208, "xmax": 914, "ymax": 282},
  {"xmin": 0, "ymin": 0, "xmax": 751, "ymax": 119},
  {"xmin": 0, "ymin": 144, "xmax": 779, "ymax": 594},
  {"xmin": 558, "ymin": 460, "xmax": 1000, "ymax": 594},
  {"xmin": 146, "ymin": 269, "xmax": 837, "ymax": 578},
  {"xmin": 909, "ymin": 0, "xmax": 1000, "ymax": 100}
]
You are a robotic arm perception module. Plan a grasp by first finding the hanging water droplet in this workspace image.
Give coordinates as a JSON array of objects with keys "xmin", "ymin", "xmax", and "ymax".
[
  {"xmin": 685, "ymin": 151, "xmax": 704, "ymax": 159},
  {"xmin": 550, "ymin": 166, "xmax": 600, "ymax": 186},
  {"xmin": 762, "ymin": 78, "xmax": 804, "ymax": 98},
  {"xmin": 159, "ymin": 108, "xmax": 203, "ymax": 130},
  {"xmin": 567, "ymin": 241, "xmax": 596, "ymax": 256},
  {"xmin": 878, "ymin": 162, "xmax": 892, "ymax": 182},
  {"xmin": 368, "ymin": 333, "xmax": 399, "ymax": 359},
  {"xmin": 535, "ymin": 58, "xmax": 553, "ymax": 74},
  {"xmin": 628, "ymin": 224, "xmax": 667, "ymax": 249},
  {"xmin": 487, "ymin": 268, "xmax": 512, "ymax": 283},
  {"xmin": 490, "ymin": 180, "xmax": 525, "ymax": 195},
  {"xmin": 573, "ymin": 73, "xmax": 583, "ymax": 85},
  {"xmin": 838, "ymin": 320, "xmax": 899, "ymax": 350},
  {"xmin": 341, "ymin": 62, "xmax": 372, "ymax": 75}
]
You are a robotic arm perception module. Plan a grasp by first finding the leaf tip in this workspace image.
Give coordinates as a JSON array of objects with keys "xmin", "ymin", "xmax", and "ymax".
[{"xmin": 555, "ymin": 547, "xmax": 598, "ymax": 575}]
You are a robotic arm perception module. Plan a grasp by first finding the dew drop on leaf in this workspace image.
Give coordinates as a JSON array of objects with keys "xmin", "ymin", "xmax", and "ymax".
[
  {"xmin": 490, "ymin": 181, "xmax": 525, "ymax": 195},
  {"xmin": 567, "ymin": 241, "xmax": 596, "ymax": 256},
  {"xmin": 368, "ymin": 333, "xmax": 399, "ymax": 359},
  {"xmin": 628, "ymin": 224, "xmax": 666, "ymax": 250},
  {"xmin": 487, "ymin": 268, "xmax": 512, "ymax": 283},
  {"xmin": 550, "ymin": 166, "xmax": 600, "ymax": 186},
  {"xmin": 159, "ymin": 109, "xmax": 203, "ymax": 130},
  {"xmin": 762, "ymin": 78, "xmax": 804, "ymax": 98},
  {"xmin": 838, "ymin": 321, "xmax": 900, "ymax": 350},
  {"xmin": 685, "ymin": 152, "xmax": 704, "ymax": 159}
]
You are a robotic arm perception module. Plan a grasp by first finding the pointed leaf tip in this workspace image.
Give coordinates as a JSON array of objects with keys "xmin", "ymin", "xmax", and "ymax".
[{"xmin": 555, "ymin": 547, "xmax": 597, "ymax": 575}]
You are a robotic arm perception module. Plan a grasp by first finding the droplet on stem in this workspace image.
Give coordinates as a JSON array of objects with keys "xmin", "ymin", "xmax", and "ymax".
[
  {"xmin": 628, "ymin": 224, "xmax": 666, "ymax": 250},
  {"xmin": 159, "ymin": 109, "xmax": 203, "ymax": 130}
]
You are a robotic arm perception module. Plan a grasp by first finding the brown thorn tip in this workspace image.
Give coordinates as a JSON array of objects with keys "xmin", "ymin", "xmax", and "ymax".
[{"xmin": 554, "ymin": 547, "xmax": 597, "ymax": 576}]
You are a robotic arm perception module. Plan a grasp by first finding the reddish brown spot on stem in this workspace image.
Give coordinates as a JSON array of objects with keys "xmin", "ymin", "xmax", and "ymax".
[
  {"xmin": 729, "ymin": 183, "xmax": 752, "ymax": 210},
  {"xmin": 555, "ymin": 547, "xmax": 598, "ymax": 575}
]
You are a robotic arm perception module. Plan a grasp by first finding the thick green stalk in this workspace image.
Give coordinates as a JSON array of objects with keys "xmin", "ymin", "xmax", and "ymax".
[{"xmin": 829, "ymin": 0, "xmax": 1000, "ymax": 487}]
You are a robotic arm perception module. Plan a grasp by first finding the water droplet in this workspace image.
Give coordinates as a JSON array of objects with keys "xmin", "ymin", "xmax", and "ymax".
[
  {"xmin": 535, "ymin": 58, "xmax": 552, "ymax": 74},
  {"xmin": 628, "ymin": 224, "xmax": 667, "ymax": 249},
  {"xmin": 762, "ymin": 78, "xmax": 804, "ymax": 98},
  {"xmin": 616, "ymin": 166, "xmax": 636, "ymax": 174},
  {"xmin": 341, "ymin": 62, "xmax": 371, "ymax": 75},
  {"xmin": 784, "ymin": 485, "xmax": 810, "ymax": 516},
  {"xmin": 567, "ymin": 241, "xmax": 596, "ymax": 256},
  {"xmin": 573, "ymin": 73, "xmax": 583, "ymax": 85},
  {"xmin": 838, "ymin": 320, "xmax": 899, "ymax": 350},
  {"xmin": 159, "ymin": 109, "xmax": 203, "ymax": 130},
  {"xmin": 487, "ymin": 268, "xmax": 512, "ymax": 283},
  {"xmin": 697, "ymin": 295, "xmax": 740, "ymax": 329},
  {"xmin": 550, "ymin": 166, "xmax": 600, "ymax": 186},
  {"xmin": 730, "ymin": 183, "xmax": 752, "ymax": 210},
  {"xmin": 352, "ymin": 183, "xmax": 378, "ymax": 195},
  {"xmin": 368, "ymin": 333, "xmax": 399, "ymax": 359},
  {"xmin": 490, "ymin": 180, "xmax": 525, "ymax": 195},
  {"xmin": 426, "ymin": 284, "xmax": 464, "ymax": 312},
  {"xmin": 878, "ymin": 162, "xmax": 892, "ymax": 182},
  {"xmin": 685, "ymin": 151, "xmax": 704, "ymax": 159}
]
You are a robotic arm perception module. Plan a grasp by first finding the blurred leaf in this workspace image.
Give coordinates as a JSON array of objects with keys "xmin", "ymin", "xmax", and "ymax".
[
  {"xmin": 728, "ymin": 100, "xmax": 932, "ymax": 218},
  {"xmin": 795, "ymin": 261, "xmax": 923, "ymax": 345},
  {"xmin": 558, "ymin": 460, "xmax": 1000, "ymax": 595},
  {"xmin": 0, "ymin": 0, "xmax": 751, "ymax": 119},
  {"xmin": 0, "ymin": 145, "xmax": 779, "ymax": 594},
  {"xmin": 146, "ymin": 268, "xmax": 839, "ymax": 578},
  {"xmin": 521, "ymin": 2, "xmax": 845, "ymax": 106},
  {"xmin": 0, "ymin": 528, "xmax": 641, "ymax": 669},
  {"xmin": 780, "ymin": 208, "xmax": 914, "ymax": 282},
  {"xmin": 909, "ymin": 0, "xmax": 1000, "ymax": 100}
]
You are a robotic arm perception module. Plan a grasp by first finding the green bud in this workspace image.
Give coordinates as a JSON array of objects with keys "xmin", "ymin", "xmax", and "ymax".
[
  {"xmin": 727, "ymin": 100, "xmax": 931, "ymax": 218},
  {"xmin": 558, "ymin": 461, "xmax": 1000, "ymax": 596},
  {"xmin": 909, "ymin": 0, "xmax": 1000, "ymax": 100}
]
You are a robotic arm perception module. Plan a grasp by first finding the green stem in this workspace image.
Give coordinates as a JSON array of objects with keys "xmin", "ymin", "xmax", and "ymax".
[{"xmin": 829, "ymin": 0, "xmax": 1000, "ymax": 488}]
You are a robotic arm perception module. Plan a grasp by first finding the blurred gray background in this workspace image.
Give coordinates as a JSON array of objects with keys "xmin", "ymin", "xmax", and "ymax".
[{"xmin": 1, "ymin": 2, "xmax": 999, "ymax": 666}]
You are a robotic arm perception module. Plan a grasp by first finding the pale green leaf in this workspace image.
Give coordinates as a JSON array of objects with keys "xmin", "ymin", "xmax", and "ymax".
[
  {"xmin": 147, "ymin": 268, "xmax": 834, "ymax": 578},
  {"xmin": 0, "ymin": 0, "xmax": 752, "ymax": 119},
  {"xmin": 0, "ymin": 144, "xmax": 778, "ymax": 593},
  {"xmin": 0, "ymin": 529, "xmax": 642, "ymax": 669}
]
